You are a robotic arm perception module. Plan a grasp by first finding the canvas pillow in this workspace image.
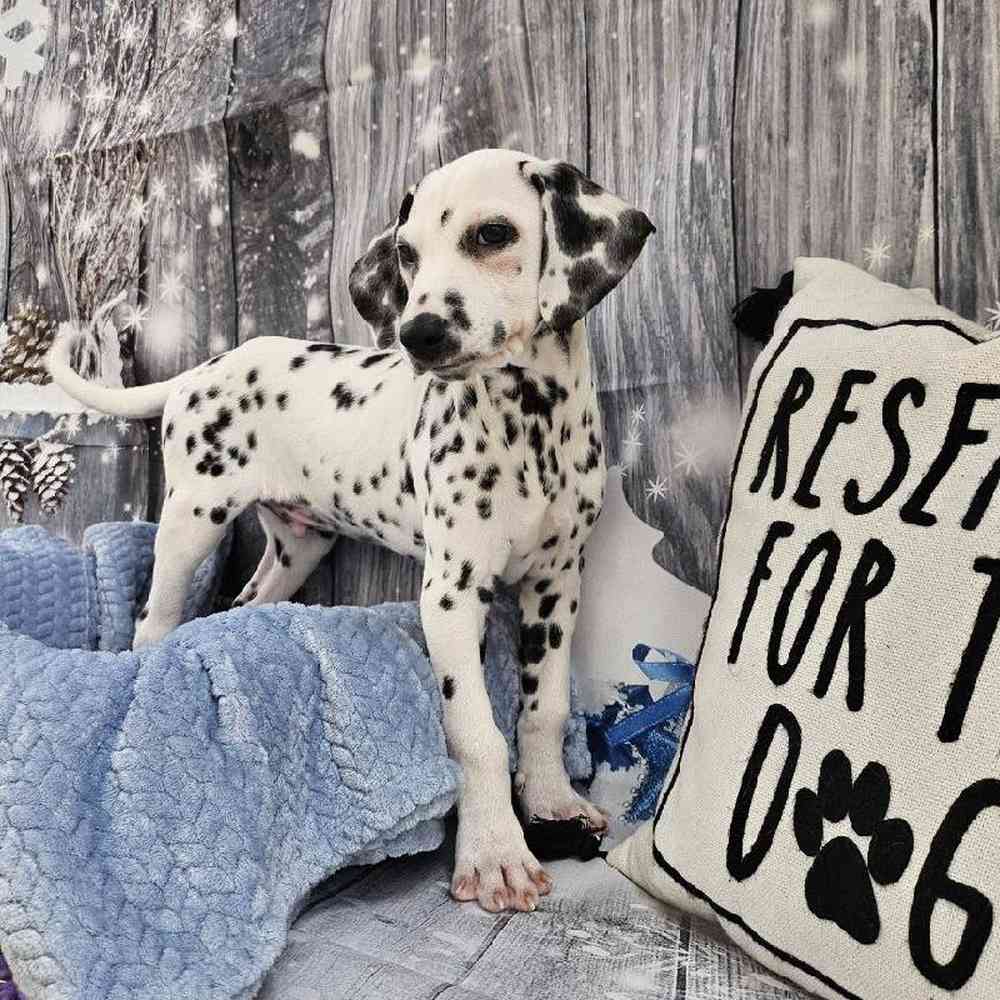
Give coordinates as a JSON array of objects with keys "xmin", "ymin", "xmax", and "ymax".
[{"xmin": 610, "ymin": 257, "xmax": 1000, "ymax": 1000}]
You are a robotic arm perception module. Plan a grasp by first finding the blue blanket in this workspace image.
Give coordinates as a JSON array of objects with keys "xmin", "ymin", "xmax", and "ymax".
[{"xmin": 0, "ymin": 524, "xmax": 590, "ymax": 1000}]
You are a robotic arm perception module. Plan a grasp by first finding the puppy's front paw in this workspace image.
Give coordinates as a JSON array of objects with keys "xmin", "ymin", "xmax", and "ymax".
[
  {"xmin": 452, "ymin": 812, "xmax": 551, "ymax": 912},
  {"xmin": 450, "ymin": 851, "xmax": 552, "ymax": 912},
  {"xmin": 515, "ymin": 767, "xmax": 609, "ymax": 832}
]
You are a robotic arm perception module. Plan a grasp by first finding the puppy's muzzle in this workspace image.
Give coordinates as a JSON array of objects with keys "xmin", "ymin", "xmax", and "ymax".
[{"xmin": 400, "ymin": 313, "xmax": 450, "ymax": 364}]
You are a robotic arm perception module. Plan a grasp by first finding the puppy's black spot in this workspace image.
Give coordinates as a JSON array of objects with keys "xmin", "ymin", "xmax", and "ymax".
[
  {"xmin": 440, "ymin": 208, "xmax": 452, "ymax": 227},
  {"xmin": 247, "ymin": 430, "xmax": 257, "ymax": 449},
  {"xmin": 442, "ymin": 675, "xmax": 455, "ymax": 699},
  {"xmin": 539, "ymin": 593, "xmax": 560, "ymax": 619},
  {"xmin": 246, "ymin": 368, "xmax": 259, "ymax": 385},
  {"xmin": 331, "ymin": 383, "xmax": 355, "ymax": 409},
  {"xmin": 439, "ymin": 594, "xmax": 454, "ymax": 611},
  {"xmin": 210, "ymin": 506, "xmax": 227, "ymax": 524},
  {"xmin": 398, "ymin": 190, "xmax": 414, "ymax": 225},
  {"xmin": 186, "ymin": 433, "xmax": 196, "ymax": 455},
  {"xmin": 549, "ymin": 623, "xmax": 563, "ymax": 649},
  {"xmin": 520, "ymin": 623, "xmax": 547, "ymax": 664},
  {"xmin": 276, "ymin": 392, "xmax": 288, "ymax": 410},
  {"xmin": 522, "ymin": 674, "xmax": 539, "ymax": 695},
  {"xmin": 360, "ymin": 352, "xmax": 391, "ymax": 368}
]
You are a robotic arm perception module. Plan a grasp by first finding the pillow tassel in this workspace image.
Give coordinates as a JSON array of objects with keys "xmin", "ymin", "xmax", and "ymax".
[{"xmin": 732, "ymin": 270, "xmax": 795, "ymax": 344}]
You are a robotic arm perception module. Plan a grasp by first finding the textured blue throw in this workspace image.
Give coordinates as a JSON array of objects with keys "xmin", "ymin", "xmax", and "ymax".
[{"xmin": 0, "ymin": 524, "xmax": 590, "ymax": 1000}]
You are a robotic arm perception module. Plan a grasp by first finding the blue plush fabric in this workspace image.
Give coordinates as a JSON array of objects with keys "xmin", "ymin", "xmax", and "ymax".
[
  {"xmin": 0, "ymin": 524, "xmax": 591, "ymax": 1000},
  {"xmin": 0, "ymin": 522, "xmax": 229, "ymax": 652}
]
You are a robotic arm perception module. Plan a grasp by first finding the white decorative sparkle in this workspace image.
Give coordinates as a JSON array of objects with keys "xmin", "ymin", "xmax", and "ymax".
[
  {"xmin": 621, "ymin": 432, "xmax": 643, "ymax": 469},
  {"xmin": 985, "ymin": 301, "xmax": 1000, "ymax": 332},
  {"xmin": 644, "ymin": 476, "xmax": 669, "ymax": 501},
  {"xmin": 222, "ymin": 14, "xmax": 239, "ymax": 40},
  {"xmin": 290, "ymin": 129, "xmax": 321, "ymax": 160},
  {"xmin": 121, "ymin": 302, "xmax": 149, "ymax": 330},
  {"xmin": 128, "ymin": 196, "xmax": 147, "ymax": 222},
  {"xmin": 115, "ymin": 417, "xmax": 131, "ymax": 435},
  {"xmin": 673, "ymin": 439, "xmax": 704, "ymax": 478},
  {"xmin": 181, "ymin": 6, "xmax": 206, "ymax": 38},
  {"xmin": 85, "ymin": 80, "xmax": 113, "ymax": 109},
  {"xmin": 917, "ymin": 223, "xmax": 935, "ymax": 247},
  {"xmin": 121, "ymin": 20, "xmax": 143, "ymax": 47},
  {"xmin": 862, "ymin": 235, "xmax": 892, "ymax": 271},
  {"xmin": 193, "ymin": 159, "xmax": 216, "ymax": 196},
  {"xmin": 150, "ymin": 177, "xmax": 168, "ymax": 200},
  {"xmin": 630, "ymin": 403, "xmax": 646, "ymax": 424},
  {"xmin": 208, "ymin": 203, "xmax": 224, "ymax": 227},
  {"xmin": 416, "ymin": 103, "xmax": 449, "ymax": 153},
  {"xmin": 159, "ymin": 269, "xmax": 185, "ymax": 303},
  {"xmin": 75, "ymin": 211, "xmax": 98, "ymax": 238},
  {"xmin": 408, "ymin": 35, "xmax": 437, "ymax": 83},
  {"xmin": 60, "ymin": 413, "xmax": 84, "ymax": 437}
]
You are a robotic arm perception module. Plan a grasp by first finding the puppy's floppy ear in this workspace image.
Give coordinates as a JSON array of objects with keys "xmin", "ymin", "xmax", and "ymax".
[
  {"xmin": 348, "ymin": 188, "xmax": 415, "ymax": 348},
  {"xmin": 518, "ymin": 159, "xmax": 655, "ymax": 331}
]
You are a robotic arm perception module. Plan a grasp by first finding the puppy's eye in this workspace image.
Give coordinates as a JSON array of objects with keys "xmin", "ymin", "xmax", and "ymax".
[
  {"xmin": 476, "ymin": 223, "xmax": 515, "ymax": 247},
  {"xmin": 396, "ymin": 243, "xmax": 418, "ymax": 267}
]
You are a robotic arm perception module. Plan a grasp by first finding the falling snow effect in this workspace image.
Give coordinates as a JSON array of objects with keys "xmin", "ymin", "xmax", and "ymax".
[
  {"xmin": 291, "ymin": 129, "xmax": 321, "ymax": 160},
  {"xmin": 862, "ymin": 235, "xmax": 891, "ymax": 271},
  {"xmin": 985, "ymin": 301, "xmax": 1000, "ymax": 333}
]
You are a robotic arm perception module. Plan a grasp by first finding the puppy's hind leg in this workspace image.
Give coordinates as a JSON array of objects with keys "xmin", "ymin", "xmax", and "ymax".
[
  {"xmin": 134, "ymin": 492, "xmax": 240, "ymax": 648},
  {"xmin": 232, "ymin": 503, "xmax": 278, "ymax": 607},
  {"xmin": 243, "ymin": 507, "xmax": 335, "ymax": 605}
]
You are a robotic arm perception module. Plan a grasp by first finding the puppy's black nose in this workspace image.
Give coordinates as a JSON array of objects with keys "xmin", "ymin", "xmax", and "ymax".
[{"xmin": 399, "ymin": 313, "xmax": 448, "ymax": 362}]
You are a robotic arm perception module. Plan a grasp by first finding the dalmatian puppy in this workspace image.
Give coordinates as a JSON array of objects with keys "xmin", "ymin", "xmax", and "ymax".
[{"xmin": 47, "ymin": 148, "xmax": 654, "ymax": 912}]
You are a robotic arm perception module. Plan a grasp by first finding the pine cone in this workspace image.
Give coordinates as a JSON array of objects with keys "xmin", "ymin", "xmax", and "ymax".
[
  {"xmin": 0, "ymin": 439, "xmax": 32, "ymax": 523},
  {"xmin": 0, "ymin": 302, "xmax": 58, "ymax": 384},
  {"xmin": 31, "ymin": 441, "xmax": 76, "ymax": 517}
]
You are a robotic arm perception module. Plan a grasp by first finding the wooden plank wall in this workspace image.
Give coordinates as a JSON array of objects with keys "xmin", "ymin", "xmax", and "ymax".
[{"xmin": 1, "ymin": 0, "xmax": 997, "ymax": 605}]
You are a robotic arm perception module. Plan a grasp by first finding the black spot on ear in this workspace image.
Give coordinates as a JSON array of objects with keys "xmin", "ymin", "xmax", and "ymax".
[
  {"xmin": 529, "ymin": 173, "xmax": 545, "ymax": 197},
  {"xmin": 442, "ymin": 676, "xmax": 455, "ymax": 699},
  {"xmin": 607, "ymin": 209, "xmax": 656, "ymax": 268},
  {"xmin": 440, "ymin": 208, "xmax": 452, "ymax": 227},
  {"xmin": 398, "ymin": 190, "xmax": 414, "ymax": 225}
]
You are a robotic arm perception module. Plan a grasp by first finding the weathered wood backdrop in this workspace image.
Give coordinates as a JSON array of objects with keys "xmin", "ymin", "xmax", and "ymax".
[{"xmin": 0, "ymin": 0, "xmax": 994, "ymax": 607}]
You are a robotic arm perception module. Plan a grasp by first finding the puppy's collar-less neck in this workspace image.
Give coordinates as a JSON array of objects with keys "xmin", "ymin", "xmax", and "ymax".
[{"xmin": 497, "ymin": 319, "xmax": 591, "ymax": 380}]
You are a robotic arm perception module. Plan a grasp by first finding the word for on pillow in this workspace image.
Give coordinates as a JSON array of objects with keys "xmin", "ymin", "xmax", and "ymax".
[{"xmin": 752, "ymin": 368, "xmax": 1000, "ymax": 531}]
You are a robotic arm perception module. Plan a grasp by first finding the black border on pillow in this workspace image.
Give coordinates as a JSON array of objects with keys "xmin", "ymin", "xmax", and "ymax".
[{"xmin": 650, "ymin": 315, "xmax": 978, "ymax": 1000}]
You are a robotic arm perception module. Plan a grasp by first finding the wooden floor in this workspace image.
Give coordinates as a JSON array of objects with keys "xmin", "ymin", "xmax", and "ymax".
[
  {"xmin": 3, "ymin": 1, "xmax": 997, "ymax": 610},
  {"xmin": 259, "ymin": 829, "xmax": 810, "ymax": 1000}
]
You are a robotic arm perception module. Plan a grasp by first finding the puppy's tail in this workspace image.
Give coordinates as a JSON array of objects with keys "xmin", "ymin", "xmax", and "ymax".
[{"xmin": 46, "ymin": 326, "xmax": 183, "ymax": 419}]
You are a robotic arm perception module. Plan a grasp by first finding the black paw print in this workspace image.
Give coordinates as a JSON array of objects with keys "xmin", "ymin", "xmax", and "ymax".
[{"xmin": 793, "ymin": 749, "xmax": 914, "ymax": 945}]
